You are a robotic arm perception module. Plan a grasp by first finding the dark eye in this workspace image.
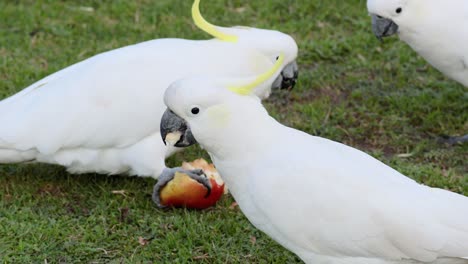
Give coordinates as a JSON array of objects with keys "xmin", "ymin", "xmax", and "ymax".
[
  {"xmin": 275, "ymin": 56, "xmax": 279, "ymax": 61},
  {"xmin": 191, "ymin": 107, "xmax": 200, "ymax": 115},
  {"xmin": 396, "ymin": 7, "xmax": 402, "ymax": 14},
  {"xmin": 376, "ymin": 15, "xmax": 383, "ymax": 19}
]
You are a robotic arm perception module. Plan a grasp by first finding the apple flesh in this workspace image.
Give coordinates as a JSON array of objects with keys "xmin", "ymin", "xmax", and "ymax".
[
  {"xmin": 159, "ymin": 159, "xmax": 226, "ymax": 209},
  {"xmin": 159, "ymin": 172, "xmax": 225, "ymax": 209}
]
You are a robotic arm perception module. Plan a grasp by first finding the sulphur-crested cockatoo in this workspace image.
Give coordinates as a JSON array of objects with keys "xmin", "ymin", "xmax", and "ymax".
[
  {"xmin": 0, "ymin": 0, "xmax": 298, "ymax": 188},
  {"xmin": 367, "ymin": 0, "xmax": 467, "ymax": 144},
  {"xmin": 160, "ymin": 55, "xmax": 468, "ymax": 263}
]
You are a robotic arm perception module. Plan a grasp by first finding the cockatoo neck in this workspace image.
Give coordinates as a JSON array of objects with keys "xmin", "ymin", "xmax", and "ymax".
[
  {"xmin": 195, "ymin": 97, "xmax": 279, "ymax": 163},
  {"xmin": 396, "ymin": 1, "xmax": 450, "ymax": 53}
]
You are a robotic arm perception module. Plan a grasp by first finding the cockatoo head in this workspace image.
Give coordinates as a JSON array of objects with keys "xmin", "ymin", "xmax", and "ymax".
[
  {"xmin": 367, "ymin": 0, "xmax": 416, "ymax": 40},
  {"xmin": 192, "ymin": 0, "xmax": 299, "ymax": 91},
  {"xmin": 160, "ymin": 52, "xmax": 284, "ymax": 150}
]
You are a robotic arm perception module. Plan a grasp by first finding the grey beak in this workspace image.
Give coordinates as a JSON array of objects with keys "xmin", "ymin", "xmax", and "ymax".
[
  {"xmin": 371, "ymin": 14, "xmax": 399, "ymax": 40},
  {"xmin": 160, "ymin": 108, "xmax": 197, "ymax": 147},
  {"xmin": 272, "ymin": 61, "xmax": 299, "ymax": 91}
]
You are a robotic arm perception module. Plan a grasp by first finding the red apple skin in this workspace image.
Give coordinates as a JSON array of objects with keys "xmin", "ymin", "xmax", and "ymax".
[{"xmin": 160, "ymin": 172, "xmax": 225, "ymax": 209}]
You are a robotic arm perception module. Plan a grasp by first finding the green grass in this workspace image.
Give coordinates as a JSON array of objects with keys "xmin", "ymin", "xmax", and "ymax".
[{"xmin": 0, "ymin": 0, "xmax": 466, "ymax": 262}]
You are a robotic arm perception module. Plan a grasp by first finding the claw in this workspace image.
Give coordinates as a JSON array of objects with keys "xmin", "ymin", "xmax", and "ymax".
[
  {"xmin": 438, "ymin": 134, "xmax": 468, "ymax": 145},
  {"xmin": 152, "ymin": 167, "xmax": 211, "ymax": 208},
  {"xmin": 188, "ymin": 169, "xmax": 211, "ymax": 198}
]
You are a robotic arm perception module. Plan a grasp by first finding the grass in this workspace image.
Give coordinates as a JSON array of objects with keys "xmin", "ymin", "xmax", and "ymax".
[{"xmin": 0, "ymin": 0, "xmax": 466, "ymax": 262}]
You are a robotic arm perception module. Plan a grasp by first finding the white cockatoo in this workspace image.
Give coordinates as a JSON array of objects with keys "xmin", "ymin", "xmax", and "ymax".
[
  {"xmin": 160, "ymin": 56, "xmax": 468, "ymax": 263},
  {"xmin": 367, "ymin": 0, "xmax": 467, "ymax": 144},
  {"xmin": 0, "ymin": 0, "xmax": 298, "ymax": 189}
]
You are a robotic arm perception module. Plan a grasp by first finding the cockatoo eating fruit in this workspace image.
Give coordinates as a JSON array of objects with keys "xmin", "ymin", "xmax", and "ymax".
[
  {"xmin": 367, "ymin": 0, "xmax": 468, "ymax": 144},
  {"xmin": 0, "ymin": 0, "xmax": 298, "ymax": 192},
  {"xmin": 156, "ymin": 158, "xmax": 225, "ymax": 209},
  {"xmin": 160, "ymin": 55, "xmax": 468, "ymax": 263}
]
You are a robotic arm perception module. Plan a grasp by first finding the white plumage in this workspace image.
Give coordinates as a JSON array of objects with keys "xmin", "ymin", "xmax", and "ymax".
[
  {"xmin": 0, "ymin": 1, "xmax": 298, "ymax": 178},
  {"xmin": 162, "ymin": 70, "xmax": 468, "ymax": 263},
  {"xmin": 367, "ymin": 0, "xmax": 468, "ymax": 86}
]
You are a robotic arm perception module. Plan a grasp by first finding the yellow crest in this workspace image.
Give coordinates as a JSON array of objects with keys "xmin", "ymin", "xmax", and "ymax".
[
  {"xmin": 192, "ymin": 0, "xmax": 238, "ymax": 43},
  {"xmin": 228, "ymin": 53, "xmax": 285, "ymax": 95}
]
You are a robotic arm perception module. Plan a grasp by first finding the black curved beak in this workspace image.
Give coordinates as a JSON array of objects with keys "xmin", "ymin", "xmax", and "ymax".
[
  {"xmin": 272, "ymin": 61, "xmax": 299, "ymax": 91},
  {"xmin": 371, "ymin": 14, "xmax": 399, "ymax": 41},
  {"xmin": 160, "ymin": 108, "xmax": 197, "ymax": 148}
]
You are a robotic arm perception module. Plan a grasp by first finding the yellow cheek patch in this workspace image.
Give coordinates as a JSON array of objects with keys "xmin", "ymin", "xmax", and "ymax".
[
  {"xmin": 248, "ymin": 52, "xmax": 275, "ymax": 74},
  {"xmin": 206, "ymin": 104, "xmax": 231, "ymax": 127}
]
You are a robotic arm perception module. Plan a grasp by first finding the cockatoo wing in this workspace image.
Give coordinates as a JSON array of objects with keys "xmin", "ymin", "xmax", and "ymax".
[
  {"xmin": 0, "ymin": 39, "xmax": 274, "ymax": 155},
  {"xmin": 249, "ymin": 128, "xmax": 468, "ymax": 262}
]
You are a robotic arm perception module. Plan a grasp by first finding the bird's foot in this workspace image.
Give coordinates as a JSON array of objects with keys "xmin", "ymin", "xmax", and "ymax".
[
  {"xmin": 438, "ymin": 134, "xmax": 468, "ymax": 145},
  {"xmin": 152, "ymin": 167, "xmax": 211, "ymax": 208}
]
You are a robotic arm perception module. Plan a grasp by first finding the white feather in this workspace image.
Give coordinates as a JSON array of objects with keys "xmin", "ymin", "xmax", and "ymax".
[
  {"xmin": 368, "ymin": 0, "xmax": 468, "ymax": 86},
  {"xmin": 164, "ymin": 79, "xmax": 468, "ymax": 263},
  {"xmin": 0, "ymin": 34, "xmax": 296, "ymax": 177}
]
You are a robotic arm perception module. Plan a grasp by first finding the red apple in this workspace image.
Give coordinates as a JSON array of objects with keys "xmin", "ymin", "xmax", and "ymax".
[{"xmin": 159, "ymin": 159, "xmax": 226, "ymax": 209}]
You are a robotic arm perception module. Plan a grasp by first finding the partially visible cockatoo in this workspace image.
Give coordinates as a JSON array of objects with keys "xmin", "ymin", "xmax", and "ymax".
[
  {"xmin": 160, "ymin": 55, "xmax": 468, "ymax": 263},
  {"xmin": 367, "ymin": 0, "xmax": 467, "ymax": 144},
  {"xmin": 0, "ymin": 0, "xmax": 298, "ymax": 189}
]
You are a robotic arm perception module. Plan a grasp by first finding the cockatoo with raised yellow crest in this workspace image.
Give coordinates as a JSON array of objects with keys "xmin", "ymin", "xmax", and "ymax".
[
  {"xmin": 0, "ymin": 0, "xmax": 298, "ymax": 191},
  {"xmin": 160, "ymin": 54, "xmax": 468, "ymax": 263},
  {"xmin": 367, "ymin": 0, "xmax": 468, "ymax": 144}
]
